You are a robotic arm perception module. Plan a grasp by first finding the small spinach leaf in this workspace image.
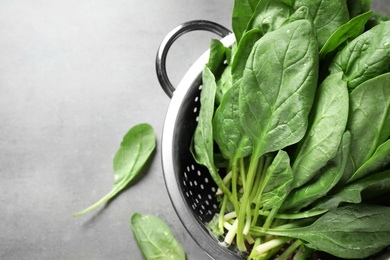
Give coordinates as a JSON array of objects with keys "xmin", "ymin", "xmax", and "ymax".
[
  {"xmin": 74, "ymin": 123, "xmax": 156, "ymax": 217},
  {"xmin": 291, "ymin": 72, "xmax": 349, "ymax": 188},
  {"xmin": 348, "ymin": 139, "xmax": 390, "ymax": 183},
  {"xmin": 347, "ymin": 73, "xmax": 390, "ymax": 170},
  {"xmin": 192, "ymin": 66, "xmax": 232, "ymax": 198},
  {"xmin": 232, "ymin": 0, "xmax": 261, "ymax": 42},
  {"xmin": 283, "ymin": 131, "xmax": 351, "ymax": 211},
  {"xmin": 329, "ymin": 21, "xmax": 390, "ymax": 90},
  {"xmin": 320, "ymin": 11, "xmax": 373, "ymax": 59},
  {"xmin": 315, "ymin": 170, "xmax": 390, "ymax": 210},
  {"xmin": 260, "ymin": 150, "xmax": 293, "ymax": 211},
  {"xmin": 131, "ymin": 213, "xmax": 186, "ymax": 260},
  {"xmin": 213, "ymin": 83, "xmax": 252, "ymax": 160},
  {"xmin": 294, "ymin": 0, "xmax": 350, "ymax": 48},
  {"xmin": 246, "ymin": 0, "xmax": 293, "ymax": 35}
]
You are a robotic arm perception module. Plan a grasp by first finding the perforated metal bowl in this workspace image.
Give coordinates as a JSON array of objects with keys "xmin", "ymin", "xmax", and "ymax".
[
  {"xmin": 156, "ymin": 20, "xmax": 390, "ymax": 260},
  {"xmin": 156, "ymin": 20, "xmax": 241, "ymax": 260}
]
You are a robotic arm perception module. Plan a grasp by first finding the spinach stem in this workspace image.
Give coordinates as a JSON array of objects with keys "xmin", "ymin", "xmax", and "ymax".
[
  {"xmin": 255, "ymin": 237, "xmax": 291, "ymax": 255},
  {"xmin": 236, "ymin": 151, "xmax": 261, "ymax": 251},
  {"xmin": 218, "ymin": 193, "xmax": 229, "ymax": 234},
  {"xmin": 255, "ymin": 208, "xmax": 328, "ymax": 219},
  {"xmin": 277, "ymin": 240, "xmax": 302, "ymax": 260}
]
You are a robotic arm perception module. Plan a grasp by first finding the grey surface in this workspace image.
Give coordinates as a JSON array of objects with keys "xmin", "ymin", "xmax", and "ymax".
[{"xmin": 0, "ymin": 1, "xmax": 389, "ymax": 260}]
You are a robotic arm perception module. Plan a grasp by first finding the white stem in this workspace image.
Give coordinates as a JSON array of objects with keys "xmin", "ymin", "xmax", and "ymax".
[
  {"xmin": 224, "ymin": 219, "xmax": 238, "ymax": 245},
  {"xmin": 224, "ymin": 211, "xmax": 237, "ymax": 221},
  {"xmin": 255, "ymin": 237, "xmax": 291, "ymax": 255},
  {"xmin": 216, "ymin": 171, "xmax": 233, "ymax": 195}
]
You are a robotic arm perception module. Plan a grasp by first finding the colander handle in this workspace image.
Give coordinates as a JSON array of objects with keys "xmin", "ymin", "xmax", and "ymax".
[{"xmin": 156, "ymin": 20, "xmax": 231, "ymax": 98}]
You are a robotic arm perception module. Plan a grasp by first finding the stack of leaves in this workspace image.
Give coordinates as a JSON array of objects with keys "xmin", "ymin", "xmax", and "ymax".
[{"xmin": 192, "ymin": 0, "xmax": 390, "ymax": 259}]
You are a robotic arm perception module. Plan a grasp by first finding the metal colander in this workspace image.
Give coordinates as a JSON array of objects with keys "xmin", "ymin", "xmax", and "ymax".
[
  {"xmin": 156, "ymin": 20, "xmax": 390, "ymax": 260},
  {"xmin": 156, "ymin": 20, "xmax": 241, "ymax": 260}
]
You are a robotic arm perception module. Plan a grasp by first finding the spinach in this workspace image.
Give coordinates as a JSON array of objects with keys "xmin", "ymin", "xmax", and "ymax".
[
  {"xmin": 74, "ymin": 123, "xmax": 155, "ymax": 217},
  {"xmin": 347, "ymin": 73, "xmax": 390, "ymax": 171},
  {"xmin": 291, "ymin": 72, "xmax": 349, "ymax": 188},
  {"xmin": 231, "ymin": 28, "xmax": 262, "ymax": 83},
  {"xmin": 315, "ymin": 170, "xmax": 390, "ymax": 210},
  {"xmin": 319, "ymin": 11, "xmax": 373, "ymax": 59},
  {"xmin": 213, "ymin": 83, "xmax": 252, "ymax": 160},
  {"xmin": 131, "ymin": 213, "xmax": 185, "ymax": 260},
  {"xmin": 232, "ymin": 0, "xmax": 261, "ymax": 42},
  {"xmin": 251, "ymin": 204, "xmax": 390, "ymax": 259},
  {"xmin": 283, "ymin": 131, "xmax": 351, "ymax": 211},
  {"xmin": 294, "ymin": 0, "xmax": 350, "ymax": 48},
  {"xmin": 259, "ymin": 150, "xmax": 293, "ymax": 211},
  {"xmin": 245, "ymin": 0, "xmax": 293, "ymax": 35},
  {"xmin": 192, "ymin": 66, "xmax": 233, "ymax": 200},
  {"xmin": 329, "ymin": 21, "xmax": 390, "ymax": 91},
  {"xmin": 348, "ymin": 139, "xmax": 390, "ymax": 183},
  {"xmin": 191, "ymin": 1, "xmax": 390, "ymax": 259},
  {"xmin": 239, "ymin": 19, "xmax": 318, "ymax": 160}
]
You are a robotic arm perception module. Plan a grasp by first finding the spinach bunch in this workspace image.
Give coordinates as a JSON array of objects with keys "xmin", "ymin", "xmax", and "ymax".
[{"xmin": 192, "ymin": 0, "xmax": 390, "ymax": 259}]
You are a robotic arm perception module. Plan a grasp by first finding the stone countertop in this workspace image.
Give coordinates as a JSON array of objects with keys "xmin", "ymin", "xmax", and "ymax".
[{"xmin": 1, "ymin": 1, "xmax": 389, "ymax": 260}]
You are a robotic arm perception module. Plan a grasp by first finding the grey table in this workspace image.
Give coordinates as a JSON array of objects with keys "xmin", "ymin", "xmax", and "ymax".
[{"xmin": 1, "ymin": 1, "xmax": 389, "ymax": 260}]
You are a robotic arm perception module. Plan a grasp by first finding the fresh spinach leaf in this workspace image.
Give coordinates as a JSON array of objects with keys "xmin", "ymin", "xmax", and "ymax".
[
  {"xmin": 74, "ymin": 123, "xmax": 156, "ymax": 217},
  {"xmin": 329, "ymin": 21, "xmax": 390, "ymax": 90},
  {"xmin": 231, "ymin": 29, "xmax": 262, "ymax": 83},
  {"xmin": 348, "ymin": 139, "xmax": 390, "ymax": 183},
  {"xmin": 283, "ymin": 131, "xmax": 351, "ymax": 211},
  {"xmin": 246, "ymin": 0, "xmax": 293, "ymax": 35},
  {"xmin": 213, "ymin": 83, "xmax": 252, "ymax": 160},
  {"xmin": 232, "ymin": 0, "xmax": 261, "ymax": 42},
  {"xmin": 347, "ymin": 73, "xmax": 390, "ymax": 170},
  {"xmin": 260, "ymin": 150, "xmax": 293, "ymax": 211},
  {"xmin": 239, "ymin": 19, "xmax": 318, "ymax": 160},
  {"xmin": 315, "ymin": 170, "xmax": 390, "ymax": 210},
  {"xmin": 207, "ymin": 39, "xmax": 227, "ymax": 80},
  {"xmin": 320, "ymin": 11, "xmax": 373, "ymax": 59},
  {"xmin": 215, "ymin": 65, "xmax": 232, "ymax": 106},
  {"xmin": 291, "ymin": 72, "xmax": 349, "ymax": 188},
  {"xmin": 192, "ymin": 66, "xmax": 232, "ymax": 198},
  {"xmin": 253, "ymin": 204, "xmax": 390, "ymax": 259},
  {"xmin": 131, "ymin": 213, "xmax": 186, "ymax": 260},
  {"xmin": 294, "ymin": 0, "xmax": 350, "ymax": 48}
]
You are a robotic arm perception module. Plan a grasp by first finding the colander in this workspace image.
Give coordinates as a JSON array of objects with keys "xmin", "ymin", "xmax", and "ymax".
[{"xmin": 156, "ymin": 20, "xmax": 390, "ymax": 260}]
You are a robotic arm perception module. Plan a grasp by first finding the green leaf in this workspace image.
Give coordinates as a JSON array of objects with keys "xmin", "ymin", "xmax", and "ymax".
[
  {"xmin": 207, "ymin": 39, "xmax": 226, "ymax": 79},
  {"xmin": 348, "ymin": 139, "xmax": 390, "ymax": 183},
  {"xmin": 260, "ymin": 150, "xmax": 293, "ymax": 211},
  {"xmin": 283, "ymin": 131, "xmax": 351, "ymax": 211},
  {"xmin": 320, "ymin": 11, "xmax": 373, "ymax": 59},
  {"xmin": 213, "ymin": 83, "xmax": 252, "ymax": 160},
  {"xmin": 315, "ymin": 170, "xmax": 390, "ymax": 210},
  {"xmin": 246, "ymin": 0, "xmax": 293, "ymax": 35},
  {"xmin": 259, "ymin": 204, "xmax": 390, "ymax": 259},
  {"xmin": 73, "ymin": 123, "xmax": 156, "ymax": 217},
  {"xmin": 329, "ymin": 21, "xmax": 390, "ymax": 90},
  {"xmin": 232, "ymin": 0, "xmax": 261, "ymax": 42},
  {"xmin": 291, "ymin": 72, "xmax": 349, "ymax": 188},
  {"xmin": 192, "ymin": 66, "xmax": 232, "ymax": 198},
  {"xmin": 347, "ymin": 73, "xmax": 390, "ymax": 170},
  {"xmin": 239, "ymin": 19, "xmax": 319, "ymax": 159},
  {"xmin": 294, "ymin": 0, "xmax": 350, "ymax": 49},
  {"xmin": 131, "ymin": 213, "xmax": 186, "ymax": 260},
  {"xmin": 215, "ymin": 65, "xmax": 233, "ymax": 106},
  {"xmin": 231, "ymin": 29, "xmax": 263, "ymax": 84}
]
